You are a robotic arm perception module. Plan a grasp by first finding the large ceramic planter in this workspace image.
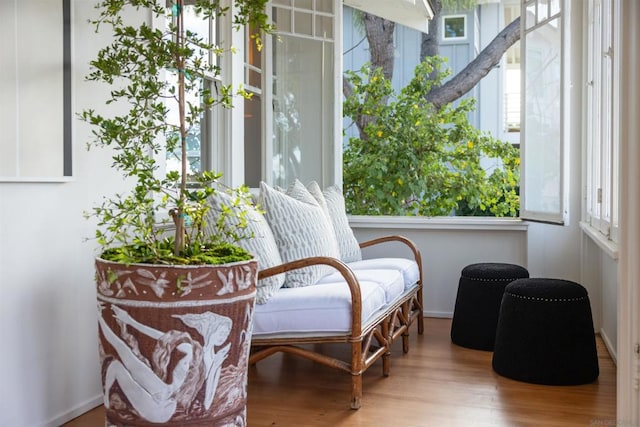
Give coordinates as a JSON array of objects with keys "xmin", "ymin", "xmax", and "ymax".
[{"xmin": 95, "ymin": 257, "xmax": 257, "ymax": 426}]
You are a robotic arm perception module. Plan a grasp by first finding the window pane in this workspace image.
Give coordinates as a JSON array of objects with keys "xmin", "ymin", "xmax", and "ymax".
[
  {"xmin": 522, "ymin": 17, "xmax": 563, "ymax": 221},
  {"xmin": 316, "ymin": 0, "xmax": 333, "ymax": 14},
  {"xmin": 244, "ymin": 95, "xmax": 262, "ymax": 187},
  {"xmin": 162, "ymin": 5, "xmax": 219, "ymax": 180},
  {"xmin": 246, "ymin": 24, "xmax": 262, "ymax": 90},
  {"xmin": 315, "ymin": 15, "xmax": 333, "ymax": 39},
  {"xmin": 295, "ymin": 0, "xmax": 313, "ymax": 10},
  {"xmin": 183, "ymin": 5, "xmax": 211, "ymax": 65},
  {"xmin": 294, "ymin": 11, "xmax": 313, "ymax": 36},
  {"xmin": 272, "ymin": 34, "xmax": 334, "ymax": 187},
  {"xmin": 537, "ymin": 0, "xmax": 549, "ymax": 22},
  {"xmin": 586, "ymin": 0, "xmax": 601, "ymax": 224},
  {"xmin": 443, "ymin": 16, "xmax": 466, "ymax": 39},
  {"xmin": 165, "ymin": 75, "xmax": 204, "ymax": 177},
  {"xmin": 274, "ymin": 7, "xmax": 292, "ymax": 33},
  {"xmin": 525, "ymin": 3, "xmax": 536, "ymax": 29}
]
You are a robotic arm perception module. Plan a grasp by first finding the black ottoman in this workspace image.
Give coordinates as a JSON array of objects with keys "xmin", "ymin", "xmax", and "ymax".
[
  {"xmin": 492, "ymin": 278, "xmax": 599, "ymax": 385},
  {"xmin": 450, "ymin": 263, "xmax": 529, "ymax": 350}
]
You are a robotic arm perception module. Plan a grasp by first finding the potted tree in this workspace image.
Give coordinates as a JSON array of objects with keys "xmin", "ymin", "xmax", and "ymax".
[{"xmin": 81, "ymin": 1, "xmax": 272, "ymax": 425}]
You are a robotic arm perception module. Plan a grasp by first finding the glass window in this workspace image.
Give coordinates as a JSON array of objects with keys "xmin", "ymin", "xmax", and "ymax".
[
  {"xmin": 267, "ymin": 1, "xmax": 336, "ymax": 188},
  {"xmin": 244, "ymin": 24, "xmax": 263, "ymax": 188},
  {"xmin": 520, "ymin": 1, "xmax": 565, "ymax": 224},
  {"xmin": 294, "ymin": 11, "xmax": 313, "ymax": 36},
  {"xmin": 442, "ymin": 15, "xmax": 466, "ymax": 40},
  {"xmin": 525, "ymin": 1, "xmax": 536, "ymax": 29},
  {"xmin": 585, "ymin": 0, "xmax": 619, "ymax": 242},
  {"xmin": 537, "ymin": 0, "xmax": 549, "ymax": 22},
  {"xmin": 164, "ymin": 4, "xmax": 218, "ymax": 180},
  {"xmin": 504, "ymin": 3, "xmax": 522, "ymax": 135}
]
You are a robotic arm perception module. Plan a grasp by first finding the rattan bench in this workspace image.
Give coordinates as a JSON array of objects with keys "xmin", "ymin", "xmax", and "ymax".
[{"xmin": 249, "ymin": 235, "xmax": 424, "ymax": 409}]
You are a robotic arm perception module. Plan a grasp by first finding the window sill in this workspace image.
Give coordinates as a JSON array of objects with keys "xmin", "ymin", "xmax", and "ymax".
[
  {"xmin": 348, "ymin": 215, "xmax": 528, "ymax": 231},
  {"xmin": 579, "ymin": 221, "xmax": 619, "ymax": 260}
]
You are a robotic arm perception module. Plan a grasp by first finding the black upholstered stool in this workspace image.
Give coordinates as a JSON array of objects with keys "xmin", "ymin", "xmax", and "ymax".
[
  {"xmin": 450, "ymin": 263, "xmax": 529, "ymax": 350},
  {"xmin": 492, "ymin": 278, "xmax": 599, "ymax": 385}
]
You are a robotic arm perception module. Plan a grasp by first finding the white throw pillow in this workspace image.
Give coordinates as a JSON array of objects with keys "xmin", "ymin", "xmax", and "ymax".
[
  {"xmin": 306, "ymin": 181, "xmax": 332, "ymax": 220},
  {"xmin": 260, "ymin": 181, "xmax": 340, "ymax": 288},
  {"xmin": 322, "ymin": 185, "xmax": 362, "ymax": 263},
  {"xmin": 204, "ymin": 190, "xmax": 285, "ymax": 304}
]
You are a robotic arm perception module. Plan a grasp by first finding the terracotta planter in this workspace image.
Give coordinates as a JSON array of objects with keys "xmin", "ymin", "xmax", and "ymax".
[{"xmin": 95, "ymin": 257, "xmax": 257, "ymax": 426}]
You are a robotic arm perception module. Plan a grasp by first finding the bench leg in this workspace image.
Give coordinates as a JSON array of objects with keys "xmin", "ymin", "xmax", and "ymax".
[
  {"xmin": 351, "ymin": 340, "xmax": 364, "ymax": 409},
  {"xmin": 417, "ymin": 288, "xmax": 425, "ymax": 335},
  {"xmin": 380, "ymin": 316, "xmax": 392, "ymax": 376},
  {"xmin": 382, "ymin": 351, "xmax": 391, "ymax": 376},
  {"xmin": 350, "ymin": 374, "xmax": 362, "ymax": 409},
  {"xmin": 402, "ymin": 332, "xmax": 410, "ymax": 353},
  {"xmin": 402, "ymin": 301, "xmax": 411, "ymax": 353}
]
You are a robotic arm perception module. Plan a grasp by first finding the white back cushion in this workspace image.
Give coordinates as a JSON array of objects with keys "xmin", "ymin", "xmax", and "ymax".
[
  {"xmin": 205, "ymin": 190, "xmax": 285, "ymax": 304},
  {"xmin": 259, "ymin": 181, "xmax": 340, "ymax": 287},
  {"xmin": 322, "ymin": 185, "xmax": 362, "ymax": 263}
]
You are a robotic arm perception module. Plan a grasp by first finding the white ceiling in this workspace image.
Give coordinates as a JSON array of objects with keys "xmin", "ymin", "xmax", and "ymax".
[{"xmin": 343, "ymin": 0, "xmax": 435, "ymax": 33}]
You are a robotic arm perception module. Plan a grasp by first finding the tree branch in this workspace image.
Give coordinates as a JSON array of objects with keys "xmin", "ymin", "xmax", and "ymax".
[{"xmin": 426, "ymin": 17, "xmax": 521, "ymax": 109}]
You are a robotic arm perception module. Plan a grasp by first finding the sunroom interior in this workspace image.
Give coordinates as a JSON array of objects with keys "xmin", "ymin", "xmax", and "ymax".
[{"xmin": 1, "ymin": 0, "xmax": 639, "ymax": 426}]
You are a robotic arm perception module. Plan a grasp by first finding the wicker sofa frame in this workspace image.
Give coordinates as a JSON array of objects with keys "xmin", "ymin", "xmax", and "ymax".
[{"xmin": 249, "ymin": 235, "xmax": 424, "ymax": 409}]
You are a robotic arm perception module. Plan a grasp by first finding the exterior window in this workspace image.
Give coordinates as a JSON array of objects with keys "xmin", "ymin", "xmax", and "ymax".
[
  {"xmin": 269, "ymin": 0, "xmax": 336, "ymax": 188},
  {"xmin": 164, "ymin": 4, "xmax": 218, "ymax": 180},
  {"xmin": 157, "ymin": 2, "xmax": 339, "ymax": 190},
  {"xmin": 585, "ymin": 0, "xmax": 619, "ymax": 242},
  {"xmin": 520, "ymin": 0, "xmax": 565, "ymax": 224},
  {"xmin": 442, "ymin": 15, "xmax": 466, "ymax": 40},
  {"xmin": 244, "ymin": 23, "xmax": 263, "ymax": 188},
  {"xmin": 503, "ymin": 3, "xmax": 521, "ymax": 137}
]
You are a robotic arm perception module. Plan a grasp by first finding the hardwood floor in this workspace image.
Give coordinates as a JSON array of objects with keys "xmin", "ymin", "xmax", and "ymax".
[{"xmin": 64, "ymin": 317, "xmax": 616, "ymax": 426}]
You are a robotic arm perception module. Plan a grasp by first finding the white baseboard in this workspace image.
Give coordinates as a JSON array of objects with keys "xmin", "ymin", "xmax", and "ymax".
[
  {"xmin": 599, "ymin": 328, "xmax": 617, "ymax": 365},
  {"xmin": 46, "ymin": 395, "xmax": 102, "ymax": 427},
  {"xmin": 424, "ymin": 310, "xmax": 453, "ymax": 318}
]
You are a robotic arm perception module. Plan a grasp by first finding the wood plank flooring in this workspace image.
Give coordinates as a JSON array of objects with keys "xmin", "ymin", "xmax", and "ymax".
[{"xmin": 64, "ymin": 317, "xmax": 616, "ymax": 426}]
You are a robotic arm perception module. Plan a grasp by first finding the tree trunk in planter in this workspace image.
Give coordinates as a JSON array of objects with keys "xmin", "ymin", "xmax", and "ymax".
[{"xmin": 95, "ymin": 258, "xmax": 257, "ymax": 427}]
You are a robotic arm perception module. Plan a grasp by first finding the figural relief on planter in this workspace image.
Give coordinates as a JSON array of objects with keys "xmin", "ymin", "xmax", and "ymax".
[{"xmin": 95, "ymin": 259, "xmax": 257, "ymax": 426}]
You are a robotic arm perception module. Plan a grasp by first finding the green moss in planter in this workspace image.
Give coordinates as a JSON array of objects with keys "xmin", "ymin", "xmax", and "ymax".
[{"xmin": 101, "ymin": 241, "xmax": 252, "ymax": 266}]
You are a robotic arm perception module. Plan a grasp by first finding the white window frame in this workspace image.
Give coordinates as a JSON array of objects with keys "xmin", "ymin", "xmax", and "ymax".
[
  {"xmin": 519, "ymin": 0, "xmax": 568, "ymax": 224},
  {"xmin": 442, "ymin": 14, "xmax": 467, "ymax": 41},
  {"xmin": 582, "ymin": 0, "xmax": 619, "ymax": 246}
]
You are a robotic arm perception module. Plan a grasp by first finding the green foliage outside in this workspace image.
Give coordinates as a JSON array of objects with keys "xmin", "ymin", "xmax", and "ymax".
[{"xmin": 343, "ymin": 57, "xmax": 520, "ymax": 217}]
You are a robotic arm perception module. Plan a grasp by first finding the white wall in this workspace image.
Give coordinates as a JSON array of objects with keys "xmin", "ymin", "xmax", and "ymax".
[
  {"xmin": 0, "ymin": 2, "xmax": 134, "ymax": 425},
  {"xmin": 581, "ymin": 236, "xmax": 618, "ymax": 359}
]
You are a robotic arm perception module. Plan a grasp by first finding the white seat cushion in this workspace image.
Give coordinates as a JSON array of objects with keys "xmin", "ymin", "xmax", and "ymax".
[
  {"xmin": 316, "ymin": 269, "xmax": 404, "ymax": 304},
  {"xmin": 252, "ymin": 280, "xmax": 387, "ymax": 336},
  {"xmin": 346, "ymin": 258, "xmax": 420, "ymax": 290}
]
